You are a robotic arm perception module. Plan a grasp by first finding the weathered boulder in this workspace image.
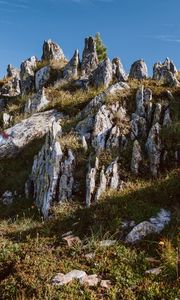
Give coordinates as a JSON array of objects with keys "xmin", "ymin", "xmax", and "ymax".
[
  {"xmin": 81, "ymin": 36, "xmax": 98, "ymax": 77},
  {"xmin": 63, "ymin": 50, "xmax": 80, "ymax": 80},
  {"xmin": 129, "ymin": 59, "xmax": 148, "ymax": 80},
  {"xmin": 90, "ymin": 58, "xmax": 113, "ymax": 88},
  {"xmin": 35, "ymin": 66, "xmax": 51, "ymax": 91},
  {"xmin": 0, "ymin": 110, "xmax": 62, "ymax": 159},
  {"xmin": 24, "ymin": 88, "xmax": 50, "ymax": 114},
  {"xmin": 131, "ymin": 140, "xmax": 142, "ymax": 175},
  {"xmin": 125, "ymin": 209, "xmax": 171, "ymax": 243},
  {"xmin": 42, "ymin": 39, "xmax": 65, "ymax": 62},
  {"xmin": 112, "ymin": 57, "xmax": 127, "ymax": 82},
  {"xmin": 145, "ymin": 123, "xmax": 161, "ymax": 177},
  {"xmin": 153, "ymin": 58, "xmax": 179, "ymax": 87},
  {"xmin": 20, "ymin": 56, "xmax": 37, "ymax": 94}
]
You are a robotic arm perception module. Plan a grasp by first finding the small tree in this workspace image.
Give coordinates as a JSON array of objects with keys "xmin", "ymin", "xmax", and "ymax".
[{"xmin": 95, "ymin": 32, "xmax": 107, "ymax": 62}]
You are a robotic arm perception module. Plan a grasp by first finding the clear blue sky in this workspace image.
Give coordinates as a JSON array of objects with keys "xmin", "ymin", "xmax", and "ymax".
[{"xmin": 0, "ymin": 0, "xmax": 180, "ymax": 77}]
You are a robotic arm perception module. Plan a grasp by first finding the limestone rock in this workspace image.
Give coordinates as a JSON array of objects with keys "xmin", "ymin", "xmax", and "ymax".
[
  {"xmin": 106, "ymin": 125, "xmax": 121, "ymax": 148},
  {"xmin": 86, "ymin": 157, "xmax": 99, "ymax": 207},
  {"xmin": 81, "ymin": 36, "xmax": 98, "ymax": 77},
  {"xmin": 0, "ymin": 110, "xmax": 62, "ymax": 159},
  {"xmin": 92, "ymin": 105, "xmax": 112, "ymax": 151},
  {"xmin": 58, "ymin": 149, "xmax": 75, "ymax": 202},
  {"xmin": 3, "ymin": 113, "xmax": 12, "ymax": 127},
  {"xmin": 146, "ymin": 123, "xmax": 161, "ymax": 177},
  {"xmin": 20, "ymin": 56, "xmax": 37, "ymax": 94},
  {"xmin": 62, "ymin": 234, "xmax": 82, "ymax": 247},
  {"xmin": 131, "ymin": 113, "xmax": 147, "ymax": 140},
  {"xmin": 153, "ymin": 58, "xmax": 179, "ymax": 87},
  {"xmin": 24, "ymin": 88, "xmax": 50, "ymax": 114},
  {"xmin": 52, "ymin": 270, "xmax": 87, "ymax": 286},
  {"xmin": 131, "ymin": 140, "xmax": 142, "ymax": 175},
  {"xmin": 129, "ymin": 59, "xmax": 148, "ymax": 80},
  {"xmin": 42, "ymin": 39, "xmax": 65, "ymax": 62},
  {"xmin": 152, "ymin": 103, "xmax": 162, "ymax": 125},
  {"xmin": 135, "ymin": 86, "xmax": 152, "ymax": 117},
  {"xmin": 163, "ymin": 108, "xmax": 172, "ymax": 127},
  {"xmin": 99, "ymin": 240, "xmax": 117, "ymax": 247},
  {"xmin": 145, "ymin": 267, "xmax": 162, "ymax": 275},
  {"xmin": 79, "ymin": 275, "xmax": 99, "ymax": 287},
  {"xmin": 126, "ymin": 209, "xmax": 171, "ymax": 243},
  {"xmin": 112, "ymin": 57, "xmax": 127, "ymax": 82},
  {"xmin": 105, "ymin": 158, "xmax": 120, "ymax": 189},
  {"xmin": 0, "ymin": 191, "xmax": 14, "ymax": 205},
  {"xmin": 63, "ymin": 50, "xmax": 80, "ymax": 80},
  {"xmin": 1, "ymin": 77, "xmax": 20, "ymax": 97},
  {"xmin": 95, "ymin": 166, "xmax": 107, "ymax": 201},
  {"xmin": 7, "ymin": 64, "xmax": 20, "ymax": 78},
  {"xmin": 90, "ymin": 58, "xmax": 112, "ymax": 88},
  {"xmin": 35, "ymin": 66, "xmax": 51, "ymax": 91}
]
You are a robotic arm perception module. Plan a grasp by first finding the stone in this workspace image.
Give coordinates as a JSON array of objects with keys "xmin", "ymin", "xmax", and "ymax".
[
  {"xmin": 0, "ymin": 191, "xmax": 14, "ymax": 205},
  {"xmin": 163, "ymin": 108, "xmax": 172, "ymax": 127},
  {"xmin": 99, "ymin": 240, "xmax": 117, "ymax": 247},
  {"xmin": 80, "ymin": 274, "xmax": 99, "ymax": 287},
  {"xmin": 0, "ymin": 99, "xmax": 5, "ymax": 112},
  {"xmin": 106, "ymin": 125, "xmax": 121, "ymax": 149},
  {"xmin": 24, "ymin": 88, "xmax": 50, "ymax": 114},
  {"xmin": 129, "ymin": 59, "xmax": 148, "ymax": 80},
  {"xmin": 95, "ymin": 166, "xmax": 107, "ymax": 201},
  {"xmin": 152, "ymin": 103, "xmax": 162, "ymax": 125},
  {"xmin": 35, "ymin": 66, "xmax": 51, "ymax": 91},
  {"xmin": 112, "ymin": 57, "xmax": 127, "ymax": 82},
  {"xmin": 81, "ymin": 135, "xmax": 88, "ymax": 151},
  {"xmin": 81, "ymin": 36, "xmax": 98, "ymax": 77},
  {"xmin": 0, "ymin": 110, "xmax": 62, "ymax": 159},
  {"xmin": 100, "ymin": 280, "xmax": 111, "ymax": 289},
  {"xmin": 135, "ymin": 86, "xmax": 152, "ymax": 117},
  {"xmin": 92, "ymin": 105, "xmax": 112, "ymax": 151},
  {"xmin": 125, "ymin": 209, "xmax": 171, "ymax": 243},
  {"xmin": 131, "ymin": 140, "xmax": 142, "ymax": 175},
  {"xmin": 1, "ymin": 77, "xmax": 20, "ymax": 97},
  {"xmin": 7, "ymin": 64, "xmax": 20, "ymax": 78},
  {"xmin": 90, "ymin": 58, "xmax": 113, "ymax": 88},
  {"xmin": 58, "ymin": 149, "xmax": 75, "ymax": 202},
  {"xmin": 52, "ymin": 270, "xmax": 87, "ymax": 286},
  {"xmin": 106, "ymin": 158, "xmax": 119, "ymax": 189},
  {"xmin": 145, "ymin": 123, "xmax": 161, "ymax": 177},
  {"xmin": 20, "ymin": 56, "xmax": 37, "ymax": 94},
  {"xmin": 153, "ymin": 58, "xmax": 179, "ymax": 87},
  {"xmin": 131, "ymin": 113, "xmax": 147, "ymax": 140},
  {"xmin": 3, "ymin": 113, "xmax": 12, "ymax": 127},
  {"xmin": 62, "ymin": 234, "xmax": 82, "ymax": 247},
  {"xmin": 76, "ymin": 114, "xmax": 95, "ymax": 138},
  {"xmin": 84, "ymin": 253, "xmax": 96, "ymax": 259},
  {"xmin": 63, "ymin": 50, "xmax": 80, "ymax": 80},
  {"xmin": 29, "ymin": 121, "xmax": 62, "ymax": 217},
  {"xmin": 42, "ymin": 39, "xmax": 65, "ymax": 62},
  {"xmin": 145, "ymin": 267, "xmax": 162, "ymax": 275},
  {"xmin": 86, "ymin": 157, "xmax": 99, "ymax": 207}
]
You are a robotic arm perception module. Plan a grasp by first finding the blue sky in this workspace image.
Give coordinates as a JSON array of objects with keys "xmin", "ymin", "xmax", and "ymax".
[{"xmin": 0, "ymin": 0, "xmax": 180, "ymax": 77}]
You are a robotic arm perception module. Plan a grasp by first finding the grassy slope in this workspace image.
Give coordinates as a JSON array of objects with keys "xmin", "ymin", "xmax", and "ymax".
[{"xmin": 0, "ymin": 79, "xmax": 180, "ymax": 299}]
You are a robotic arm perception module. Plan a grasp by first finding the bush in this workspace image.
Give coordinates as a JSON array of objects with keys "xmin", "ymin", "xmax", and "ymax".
[{"xmin": 95, "ymin": 32, "xmax": 107, "ymax": 62}]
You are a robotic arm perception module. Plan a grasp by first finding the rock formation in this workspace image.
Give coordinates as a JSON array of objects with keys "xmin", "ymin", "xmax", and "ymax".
[
  {"xmin": 129, "ymin": 59, "xmax": 148, "ymax": 80},
  {"xmin": 112, "ymin": 57, "xmax": 127, "ymax": 82},
  {"xmin": 20, "ymin": 56, "xmax": 37, "ymax": 94},
  {"xmin": 35, "ymin": 66, "xmax": 51, "ymax": 91},
  {"xmin": 81, "ymin": 36, "xmax": 98, "ymax": 77},
  {"xmin": 90, "ymin": 58, "xmax": 112, "ymax": 88},
  {"xmin": 42, "ymin": 39, "xmax": 65, "ymax": 62},
  {"xmin": 24, "ymin": 88, "xmax": 50, "ymax": 114},
  {"xmin": 63, "ymin": 50, "xmax": 80, "ymax": 80},
  {"xmin": 153, "ymin": 58, "xmax": 179, "ymax": 86}
]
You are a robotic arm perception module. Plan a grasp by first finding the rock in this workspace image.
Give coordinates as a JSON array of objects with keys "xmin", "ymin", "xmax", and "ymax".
[
  {"xmin": 7, "ymin": 64, "xmax": 20, "ymax": 78},
  {"xmin": 86, "ymin": 157, "xmax": 99, "ymax": 207},
  {"xmin": 35, "ymin": 66, "xmax": 51, "ymax": 91},
  {"xmin": 63, "ymin": 50, "xmax": 80, "ymax": 80},
  {"xmin": 42, "ymin": 39, "xmax": 65, "ymax": 62},
  {"xmin": 131, "ymin": 113, "xmax": 147, "ymax": 140},
  {"xmin": 152, "ymin": 103, "xmax": 162, "ymax": 125},
  {"xmin": 90, "ymin": 58, "xmax": 112, "ymax": 88},
  {"xmin": 1, "ymin": 76, "xmax": 21, "ymax": 97},
  {"xmin": 29, "ymin": 121, "xmax": 62, "ymax": 217},
  {"xmin": 135, "ymin": 86, "xmax": 152, "ymax": 117},
  {"xmin": 100, "ymin": 280, "xmax": 111, "ymax": 289},
  {"xmin": 58, "ymin": 149, "xmax": 75, "ymax": 202},
  {"xmin": 121, "ymin": 220, "xmax": 136, "ymax": 229},
  {"xmin": 106, "ymin": 158, "xmax": 120, "ymax": 189},
  {"xmin": 0, "ymin": 110, "xmax": 62, "ymax": 159},
  {"xmin": 92, "ymin": 105, "xmax": 112, "ymax": 151},
  {"xmin": 95, "ymin": 166, "xmax": 107, "ymax": 201},
  {"xmin": 129, "ymin": 59, "xmax": 148, "ymax": 80},
  {"xmin": 84, "ymin": 253, "xmax": 96, "ymax": 260},
  {"xmin": 131, "ymin": 140, "xmax": 142, "ymax": 175},
  {"xmin": 81, "ymin": 136, "xmax": 88, "ymax": 151},
  {"xmin": 0, "ymin": 191, "xmax": 14, "ymax": 205},
  {"xmin": 145, "ymin": 267, "xmax": 162, "ymax": 275},
  {"xmin": 20, "ymin": 56, "xmax": 37, "ymax": 94},
  {"xmin": 24, "ymin": 88, "xmax": 50, "ymax": 114},
  {"xmin": 125, "ymin": 209, "xmax": 171, "ymax": 243},
  {"xmin": 52, "ymin": 270, "xmax": 87, "ymax": 286},
  {"xmin": 3, "ymin": 113, "xmax": 12, "ymax": 127},
  {"xmin": 163, "ymin": 108, "xmax": 172, "ymax": 127},
  {"xmin": 76, "ymin": 114, "xmax": 95, "ymax": 138},
  {"xmin": 81, "ymin": 36, "xmax": 98, "ymax": 77},
  {"xmin": 80, "ymin": 274, "xmax": 99, "ymax": 287},
  {"xmin": 153, "ymin": 58, "xmax": 179, "ymax": 87},
  {"xmin": 106, "ymin": 125, "xmax": 121, "ymax": 149},
  {"xmin": 112, "ymin": 57, "xmax": 127, "ymax": 82},
  {"xmin": 99, "ymin": 240, "xmax": 117, "ymax": 247},
  {"xmin": 62, "ymin": 234, "xmax": 82, "ymax": 247},
  {"xmin": 145, "ymin": 123, "xmax": 161, "ymax": 177},
  {"xmin": 145, "ymin": 257, "xmax": 161, "ymax": 265}
]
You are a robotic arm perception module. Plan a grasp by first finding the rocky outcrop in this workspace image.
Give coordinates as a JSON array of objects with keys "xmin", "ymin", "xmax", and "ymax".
[
  {"xmin": 112, "ymin": 57, "xmax": 127, "ymax": 82},
  {"xmin": 0, "ymin": 76, "xmax": 21, "ymax": 97},
  {"xmin": 63, "ymin": 50, "xmax": 80, "ymax": 80},
  {"xmin": 3, "ymin": 113, "xmax": 12, "ymax": 127},
  {"xmin": 0, "ymin": 191, "xmax": 14, "ymax": 205},
  {"xmin": 145, "ymin": 123, "xmax": 161, "ymax": 177},
  {"xmin": 81, "ymin": 37, "xmax": 98, "ymax": 77},
  {"xmin": 0, "ymin": 110, "xmax": 62, "ymax": 159},
  {"xmin": 125, "ymin": 209, "xmax": 171, "ymax": 243},
  {"xmin": 129, "ymin": 59, "xmax": 148, "ymax": 80},
  {"xmin": 153, "ymin": 58, "xmax": 179, "ymax": 87},
  {"xmin": 42, "ymin": 39, "xmax": 65, "ymax": 62},
  {"xmin": 90, "ymin": 58, "xmax": 112, "ymax": 88},
  {"xmin": 7, "ymin": 64, "xmax": 20, "ymax": 79},
  {"xmin": 20, "ymin": 56, "xmax": 37, "ymax": 94},
  {"xmin": 131, "ymin": 140, "xmax": 142, "ymax": 175},
  {"xmin": 24, "ymin": 88, "xmax": 50, "ymax": 114},
  {"xmin": 135, "ymin": 86, "xmax": 152, "ymax": 117},
  {"xmin": 86, "ymin": 157, "xmax": 99, "ymax": 207},
  {"xmin": 35, "ymin": 66, "xmax": 51, "ymax": 91}
]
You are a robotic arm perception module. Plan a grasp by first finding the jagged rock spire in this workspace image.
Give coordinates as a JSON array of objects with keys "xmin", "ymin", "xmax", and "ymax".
[
  {"xmin": 81, "ymin": 36, "xmax": 99, "ymax": 77},
  {"xmin": 42, "ymin": 39, "xmax": 65, "ymax": 62}
]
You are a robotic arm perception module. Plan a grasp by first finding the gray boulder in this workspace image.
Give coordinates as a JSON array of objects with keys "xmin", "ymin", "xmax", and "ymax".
[
  {"xmin": 42, "ymin": 39, "xmax": 65, "ymax": 62},
  {"xmin": 81, "ymin": 36, "xmax": 99, "ymax": 77},
  {"xmin": 112, "ymin": 57, "xmax": 127, "ymax": 82},
  {"xmin": 24, "ymin": 88, "xmax": 50, "ymax": 114},
  {"xmin": 90, "ymin": 58, "xmax": 113, "ymax": 88},
  {"xmin": 20, "ymin": 56, "xmax": 37, "ymax": 94},
  {"xmin": 35, "ymin": 66, "xmax": 51, "ymax": 91},
  {"xmin": 129, "ymin": 59, "xmax": 148, "ymax": 80},
  {"xmin": 63, "ymin": 50, "xmax": 80, "ymax": 80}
]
